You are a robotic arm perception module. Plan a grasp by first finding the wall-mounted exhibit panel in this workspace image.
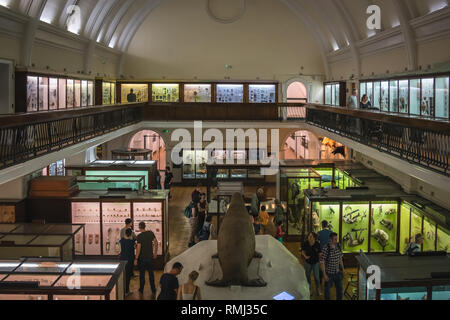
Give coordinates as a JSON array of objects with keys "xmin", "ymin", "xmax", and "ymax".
[
  {"xmin": 249, "ymin": 84, "xmax": 276, "ymax": 103},
  {"xmin": 216, "ymin": 84, "xmax": 244, "ymax": 103},
  {"xmin": 152, "ymin": 84, "xmax": 180, "ymax": 103},
  {"xmin": 324, "ymin": 82, "xmax": 345, "ymax": 106},
  {"xmin": 121, "ymin": 84, "xmax": 148, "ymax": 103},
  {"xmin": 184, "ymin": 84, "xmax": 211, "ymax": 102}
]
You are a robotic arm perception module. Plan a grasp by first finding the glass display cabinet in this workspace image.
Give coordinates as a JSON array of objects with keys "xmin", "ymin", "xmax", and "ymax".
[
  {"xmin": 18, "ymin": 72, "xmax": 94, "ymax": 113},
  {"xmin": 69, "ymin": 190, "xmax": 169, "ymax": 268},
  {"xmin": 249, "ymin": 84, "xmax": 276, "ymax": 103},
  {"xmin": 182, "ymin": 150, "xmax": 208, "ymax": 180},
  {"xmin": 356, "ymin": 253, "xmax": 450, "ymax": 300},
  {"xmin": 0, "ymin": 258, "xmax": 126, "ymax": 300},
  {"xmin": 66, "ymin": 160, "xmax": 158, "ymax": 190},
  {"xmin": 120, "ymin": 83, "xmax": 148, "ymax": 103},
  {"xmin": 359, "ymin": 74, "xmax": 449, "ymax": 119},
  {"xmin": 152, "ymin": 84, "xmax": 180, "ymax": 102},
  {"xmin": 335, "ymin": 169, "xmax": 359, "ymax": 189},
  {"xmin": 324, "ymin": 82, "xmax": 343, "ymax": 106},
  {"xmin": 0, "ymin": 223, "xmax": 85, "ymax": 260},
  {"xmin": 280, "ymin": 168, "xmax": 322, "ymax": 240},
  {"xmin": 216, "ymin": 84, "xmax": 244, "ymax": 103},
  {"xmin": 304, "ymin": 189, "xmax": 401, "ymax": 258},
  {"xmin": 0, "ymin": 200, "xmax": 26, "ymax": 223},
  {"xmin": 76, "ymin": 175, "xmax": 145, "ymax": 192},
  {"xmin": 102, "ymin": 81, "xmax": 116, "ymax": 105},
  {"xmin": 184, "ymin": 84, "xmax": 211, "ymax": 102}
]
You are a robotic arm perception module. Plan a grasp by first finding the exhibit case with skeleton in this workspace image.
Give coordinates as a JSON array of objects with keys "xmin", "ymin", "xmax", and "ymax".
[{"xmin": 0, "ymin": 258, "xmax": 126, "ymax": 300}]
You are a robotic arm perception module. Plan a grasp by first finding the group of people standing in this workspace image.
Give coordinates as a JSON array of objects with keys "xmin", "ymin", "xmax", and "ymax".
[
  {"xmin": 301, "ymin": 220, "xmax": 346, "ymax": 300},
  {"xmin": 188, "ymin": 184, "xmax": 217, "ymax": 247}
]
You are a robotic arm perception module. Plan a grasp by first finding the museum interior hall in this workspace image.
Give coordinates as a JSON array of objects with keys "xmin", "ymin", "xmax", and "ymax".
[{"xmin": 0, "ymin": 0, "xmax": 448, "ymax": 302}]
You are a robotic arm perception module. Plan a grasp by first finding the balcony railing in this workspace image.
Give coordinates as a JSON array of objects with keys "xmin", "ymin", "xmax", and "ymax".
[
  {"xmin": 0, "ymin": 104, "xmax": 142, "ymax": 170},
  {"xmin": 304, "ymin": 104, "xmax": 450, "ymax": 175}
]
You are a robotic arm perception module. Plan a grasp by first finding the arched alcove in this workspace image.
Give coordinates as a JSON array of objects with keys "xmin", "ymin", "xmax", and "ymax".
[{"xmin": 129, "ymin": 130, "xmax": 167, "ymax": 170}]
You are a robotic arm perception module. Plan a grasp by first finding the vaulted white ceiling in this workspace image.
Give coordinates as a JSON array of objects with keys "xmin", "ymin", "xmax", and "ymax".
[{"xmin": 0, "ymin": 0, "xmax": 448, "ymax": 77}]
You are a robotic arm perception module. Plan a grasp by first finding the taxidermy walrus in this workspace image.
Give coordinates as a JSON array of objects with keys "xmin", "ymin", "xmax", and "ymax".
[{"xmin": 206, "ymin": 193, "xmax": 267, "ymax": 287}]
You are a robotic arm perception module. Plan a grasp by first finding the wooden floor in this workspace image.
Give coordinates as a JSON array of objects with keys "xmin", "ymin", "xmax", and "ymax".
[{"xmin": 126, "ymin": 186, "xmax": 356, "ymax": 300}]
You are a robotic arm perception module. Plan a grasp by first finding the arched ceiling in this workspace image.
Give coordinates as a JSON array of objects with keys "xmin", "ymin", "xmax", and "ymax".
[{"xmin": 0, "ymin": 0, "xmax": 448, "ymax": 75}]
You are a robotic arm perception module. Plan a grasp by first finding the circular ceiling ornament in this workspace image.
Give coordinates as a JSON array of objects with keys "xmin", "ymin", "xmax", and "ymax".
[{"xmin": 206, "ymin": 0, "xmax": 246, "ymax": 24}]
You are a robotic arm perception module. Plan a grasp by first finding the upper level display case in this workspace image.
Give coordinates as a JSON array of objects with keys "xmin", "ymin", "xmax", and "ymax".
[
  {"xmin": 324, "ymin": 82, "xmax": 346, "ymax": 107},
  {"xmin": 16, "ymin": 71, "xmax": 94, "ymax": 113},
  {"xmin": 183, "ymin": 84, "xmax": 212, "ymax": 102},
  {"xmin": 120, "ymin": 83, "xmax": 148, "ymax": 103},
  {"xmin": 101, "ymin": 81, "xmax": 116, "ymax": 105},
  {"xmin": 359, "ymin": 73, "xmax": 449, "ymax": 119},
  {"xmin": 249, "ymin": 84, "xmax": 276, "ymax": 103},
  {"xmin": 152, "ymin": 84, "xmax": 180, "ymax": 102},
  {"xmin": 216, "ymin": 84, "xmax": 244, "ymax": 103}
]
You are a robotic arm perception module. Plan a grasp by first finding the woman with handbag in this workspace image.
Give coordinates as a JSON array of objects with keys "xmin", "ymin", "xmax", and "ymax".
[{"xmin": 178, "ymin": 271, "xmax": 202, "ymax": 300}]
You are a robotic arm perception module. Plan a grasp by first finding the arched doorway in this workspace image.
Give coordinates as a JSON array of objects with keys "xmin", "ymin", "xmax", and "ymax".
[
  {"xmin": 129, "ymin": 130, "xmax": 166, "ymax": 171},
  {"xmin": 284, "ymin": 130, "xmax": 348, "ymax": 160},
  {"xmin": 287, "ymin": 81, "xmax": 308, "ymax": 103}
]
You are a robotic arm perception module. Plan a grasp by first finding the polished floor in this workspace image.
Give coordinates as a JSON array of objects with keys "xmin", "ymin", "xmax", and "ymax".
[{"xmin": 126, "ymin": 186, "xmax": 356, "ymax": 300}]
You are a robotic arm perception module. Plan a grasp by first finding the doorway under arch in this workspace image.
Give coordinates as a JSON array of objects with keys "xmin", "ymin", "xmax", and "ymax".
[
  {"xmin": 287, "ymin": 81, "xmax": 308, "ymax": 103},
  {"xmin": 284, "ymin": 130, "xmax": 348, "ymax": 160},
  {"xmin": 129, "ymin": 130, "xmax": 166, "ymax": 171}
]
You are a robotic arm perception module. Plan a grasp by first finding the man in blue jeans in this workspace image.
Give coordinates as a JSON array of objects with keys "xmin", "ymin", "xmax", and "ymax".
[
  {"xmin": 320, "ymin": 232, "xmax": 346, "ymax": 300},
  {"xmin": 134, "ymin": 222, "xmax": 158, "ymax": 299}
]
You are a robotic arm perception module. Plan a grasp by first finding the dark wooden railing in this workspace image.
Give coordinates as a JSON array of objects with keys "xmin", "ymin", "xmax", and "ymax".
[
  {"xmin": 0, "ymin": 104, "xmax": 143, "ymax": 170},
  {"xmin": 0, "ymin": 102, "xmax": 448, "ymax": 176},
  {"xmin": 304, "ymin": 104, "xmax": 450, "ymax": 175}
]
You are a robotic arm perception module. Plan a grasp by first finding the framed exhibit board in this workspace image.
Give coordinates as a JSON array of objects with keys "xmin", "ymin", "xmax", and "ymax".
[
  {"xmin": 216, "ymin": 84, "xmax": 244, "ymax": 103},
  {"xmin": 152, "ymin": 84, "xmax": 180, "ymax": 102},
  {"xmin": 249, "ymin": 84, "xmax": 276, "ymax": 103},
  {"xmin": 121, "ymin": 83, "xmax": 148, "ymax": 103},
  {"xmin": 184, "ymin": 84, "xmax": 211, "ymax": 102}
]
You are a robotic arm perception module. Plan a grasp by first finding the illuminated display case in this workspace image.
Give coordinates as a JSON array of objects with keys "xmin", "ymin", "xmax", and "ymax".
[
  {"xmin": 184, "ymin": 84, "xmax": 211, "ymax": 102},
  {"xmin": 76, "ymin": 175, "xmax": 145, "ymax": 192},
  {"xmin": 216, "ymin": 84, "xmax": 244, "ymax": 103},
  {"xmin": 0, "ymin": 259, "xmax": 126, "ymax": 300},
  {"xmin": 357, "ymin": 253, "xmax": 450, "ymax": 300},
  {"xmin": 69, "ymin": 190, "xmax": 169, "ymax": 268},
  {"xmin": 359, "ymin": 74, "xmax": 450, "ymax": 119},
  {"xmin": 249, "ymin": 84, "xmax": 276, "ymax": 103},
  {"xmin": 0, "ymin": 200, "xmax": 26, "ymax": 224},
  {"xmin": 102, "ymin": 81, "xmax": 116, "ymax": 105},
  {"xmin": 66, "ymin": 160, "xmax": 158, "ymax": 190},
  {"xmin": 66, "ymin": 79, "xmax": 74, "ymax": 108},
  {"xmin": 121, "ymin": 83, "xmax": 148, "ymax": 103},
  {"xmin": 74, "ymin": 80, "xmax": 81, "ymax": 108},
  {"xmin": 324, "ymin": 82, "xmax": 344, "ymax": 106},
  {"xmin": 152, "ymin": 84, "xmax": 180, "ymax": 102},
  {"xmin": 182, "ymin": 150, "xmax": 208, "ymax": 180},
  {"xmin": 0, "ymin": 223, "xmax": 85, "ymax": 260}
]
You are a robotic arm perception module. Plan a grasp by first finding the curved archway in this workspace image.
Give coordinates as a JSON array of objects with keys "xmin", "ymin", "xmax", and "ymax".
[
  {"xmin": 129, "ymin": 130, "xmax": 166, "ymax": 171},
  {"xmin": 287, "ymin": 81, "xmax": 308, "ymax": 103}
]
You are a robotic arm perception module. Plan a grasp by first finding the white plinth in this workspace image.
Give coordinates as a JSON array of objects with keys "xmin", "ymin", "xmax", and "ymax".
[{"xmin": 164, "ymin": 235, "xmax": 310, "ymax": 300}]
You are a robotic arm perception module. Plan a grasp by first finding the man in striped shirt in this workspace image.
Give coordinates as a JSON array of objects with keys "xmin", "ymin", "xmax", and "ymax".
[{"xmin": 320, "ymin": 232, "xmax": 346, "ymax": 300}]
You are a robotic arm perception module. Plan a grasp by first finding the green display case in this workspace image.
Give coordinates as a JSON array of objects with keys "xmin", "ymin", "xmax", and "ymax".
[
  {"xmin": 399, "ymin": 202, "xmax": 412, "ymax": 254},
  {"xmin": 309, "ymin": 201, "xmax": 340, "ymax": 236},
  {"xmin": 76, "ymin": 175, "xmax": 145, "ymax": 192},
  {"xmin": 370, "ymin": 201, "xmax": 398, "ymax": 253},
  {"xmin": 341, "ymin": 201, "xmax": 370, "ymax": 253},
  {"xmin": 437, "ymin": 226, "xmax": 450, "ymax": 253}
]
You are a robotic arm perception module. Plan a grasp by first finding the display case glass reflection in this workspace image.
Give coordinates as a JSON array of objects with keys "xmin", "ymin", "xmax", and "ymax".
[
  {"xmin": 88, "ymin": 81, "xmax": 94, "ymax": 106},
  {"xmin": 437, "ymin": 226, "xmax": 449, "ymax": 253},
  {"xmin": 152, "ymin": 84, "xmax": 179, "ymax": 103},
  {"xmin": 195, "ymin": 150, "xmax": 208, "ymax": 179},
  {"xmin": 102, "ymin": 203, "xmax": 131, "ymax": 256},
  {"xmin": 410, "ymin": 79, "xmax": 420, "ymax": 115},
  {"xmin": 410, "ymin": 208, "xmax": 423, "ymax": 245},
  {"xmin": 58, "ymin": 79, "xmax": 66, "ymax": 109},
  {"xmin": 71, "ymin": 202, "xmax": 101, "ymax": 255},
  {"xmin": 421, "ymin": 78, "xmax": 434, "ymax": 116},
  {"xmin": 216, "ymin": 84, "xmax": 244, "ymax": 103},
  {"xmin": 27, "ymin": 76, "xmax": 38, "ymax": 112},
  {"xmin": 370, "ymin": 202, "xmax": 397, "ymax": 252},
  {"xmin": 373, "ymin": 82, "xmax": 381, "ymax": 109},
  {"xmin": 313, "ymin": 168, "xmax": 334, "ymax": 189},
  {"xmin": 360, "ymin": 83, "xmax": 366, "ymax": 99},
  {"xmin": 103, "ymin": 83, "xmax": 111, "ymax": 105},
  {"xmin": 389, "ymin": 80, "xmax": 398, "ymax": 112},
  {"xmin": 74, "ymin": 80, "xmax": 81, "ymax": 108},
  {"xmin": 331, "ymin": 84, "xmax": 336, "ymax": 106},
  {"xmin": 121, "ymin": 84, "xmax": 148, "ymax": 103},
  {"xmin": 183, "ymin": 150, "xmax": 196, "ymax": 179},
  {"xmin": 67, "ymin": 79, "xmax": 74, "ymax": 108},
  {"xmin": 334, "ymin": 84, "xmax": 340, "ymax": 106},
  {"xmin": 184, "ymin": 84, "xmax": 211, "ymax": 102},
  {"xmin": 49, "ymin": 78, "xmax": 58, "ymax": 110},
  {"xmin": 249, "ymin": 85, "xmax": 276, "ymax": 103},
  {"xmin": 435, "ymin": 77, "xmax": 449, "ymax": 119},
  {"xmin": 380, "ymin": 81, "xmax": 389, "ymax": 111},
  {"xmin": 399, "ymin": 203, "xmax": 411, "ymax": 254},
  {"xmin": 432, "ymin": 286, "xmax": 450, "ymax": 300},
  {"xmin": 39, "ymin": 77, "xmax": 49, "ymax": 111},
  {"xmin": 81, "ymin": 80, "xmax": 88, "ymax": 107},
  {"xmin": 381, "ymin": 287, "xmax": 427, "ymax": 300},
  {"xmin": 398, "ymin": 80, "xmax": 408, "ymax": 114},
  {"xmin": 133, "ymin": 202, "xmax": 163, "ymax": 255},
  {"xmin": 422, "ymin": 216, "xmax": 436, "ymax": 251},
  {"xmin": 325, "ymin": 84, "xmax": 331, "ymax": 105},
  {"xmin": 366, "ymin": 82, "xmax": 373, "ymax": 106},
  {"xmin": 341, "ymin": 202, "xmax": 369, "ymax": 253}
]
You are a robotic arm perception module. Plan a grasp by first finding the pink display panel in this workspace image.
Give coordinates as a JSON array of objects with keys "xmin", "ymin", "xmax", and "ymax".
[
  {"xmin": 133, "ymin": 203, "xmax": 163, "ymax": 255},
  {"xmin": 102, "ymin": 203, "xmax": 131, "ymax": 256},
  {"xmin": 71, "ymin": 202, "xmax": 101, "ymax": 255}
]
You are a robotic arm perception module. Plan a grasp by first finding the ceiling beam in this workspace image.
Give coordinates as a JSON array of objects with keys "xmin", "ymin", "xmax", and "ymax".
[
  {"xmin": 102, "ymin": 0, "xmax": 136, "ymax": 45},
  {"xmin": 391, "ymin": 0, "xmax": 417, "ymax": 71}
]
